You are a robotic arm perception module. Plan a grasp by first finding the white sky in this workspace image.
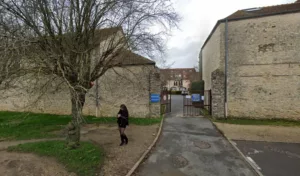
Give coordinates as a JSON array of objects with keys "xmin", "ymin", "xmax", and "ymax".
[{"xmin": 166, "ymin": 0, "xmax": 295, "ymax": 68}]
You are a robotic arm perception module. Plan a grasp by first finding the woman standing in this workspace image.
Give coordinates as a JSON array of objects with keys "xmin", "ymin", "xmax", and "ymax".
[{"xmin": 117, "ymin": 104, "xmax": 129, "ymax": 146}]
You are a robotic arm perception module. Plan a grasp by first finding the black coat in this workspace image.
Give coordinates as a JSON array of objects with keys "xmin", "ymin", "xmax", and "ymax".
[{"xmin": 118, "ymin": 109, "xmax": 129, "ymax": 125}]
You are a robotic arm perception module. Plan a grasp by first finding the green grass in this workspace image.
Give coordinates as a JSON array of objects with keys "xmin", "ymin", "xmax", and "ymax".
[
  {"xmin": 8, "ymin": 141, "xmax": 103, "ymax": 176},
  {"xmin": 86, "ymin": 116, "xmax": 162, "ymax": 125},
  {"xmin": 0, "ymin": 111, "xmax": 162, "ymax": 140},
  {"xmin": 214, "ymin": 117, "xmax": 300, "ymax": 127},
  {"xmin": 0, "ymin": 111, "xmax": 71, "ymax": 140}
]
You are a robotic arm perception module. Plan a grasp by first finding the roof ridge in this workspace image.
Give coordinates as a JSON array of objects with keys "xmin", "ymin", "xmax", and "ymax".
[{"xmin": 242, "ymin": 2, "xmax": 297, "ymax": 10}]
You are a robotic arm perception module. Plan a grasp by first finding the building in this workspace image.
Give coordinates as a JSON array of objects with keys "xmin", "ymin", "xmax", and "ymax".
[
  {"xmin": 160, "ymin": 68, "xmax": 199, "ymax": 91},
  {"xmin": 0, "ymin": 27, "xmax": 161, "ymax": 118},
  {"xmin": 200, "ymin": 1, "xmax": 300, "ymax": 120}
]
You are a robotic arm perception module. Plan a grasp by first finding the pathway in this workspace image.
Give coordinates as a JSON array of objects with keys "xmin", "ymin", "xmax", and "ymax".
[{"xmin": 135, "ymin": 95, "xmax": 256, "ymax": 176}]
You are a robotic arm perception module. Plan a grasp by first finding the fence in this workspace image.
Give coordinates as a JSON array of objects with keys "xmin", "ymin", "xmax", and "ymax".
[{"xmin": 183, "ymin": 90, "xmax": 211, "ymax": 116}]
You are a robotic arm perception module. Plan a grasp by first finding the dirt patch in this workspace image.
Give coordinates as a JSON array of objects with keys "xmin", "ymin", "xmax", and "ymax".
[
  {"xmin": 0, "ymin": 151, "xmax": 76, "ymax": 176},
  {"xmin": 215, "ymin": 122, "xmax": 300, "ymax": 143},
  {"xmin": 0, "ymin": 123, "xmax": 159, "ymax": 176},
  {"xmin": 81, "ymin": 124, "xmax": 159, "ymax": 176}
]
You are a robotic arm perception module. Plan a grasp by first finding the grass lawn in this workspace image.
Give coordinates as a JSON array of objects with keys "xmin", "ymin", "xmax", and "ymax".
[
  {"xmin": 214, "ymin": 117, "xmax": 300, "ymax": 127},
  {"xmin": 8, "ymin": 140, "xmax": 103, "ymax": 176},
  {"xmin": 0, "ymin": 111, "xmax": 162, "ymax": 140}
]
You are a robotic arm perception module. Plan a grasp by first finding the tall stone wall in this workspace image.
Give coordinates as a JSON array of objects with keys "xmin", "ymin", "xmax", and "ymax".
[
  {"xmin": 202, "ymin": 24, "xmax": 224, "ymax": 90},
  {"xmin": 226, "ymin": 13, "xmax": 300, "ymax": 120},
  {"xmin": 149, "ymin": 68, "xmax": 162, "ymax": 117},
  {"xmin": 0, "ymin": 65, "xmax": 161, "ymax": 118},
  {"xmin": 211, "ymin": 69, "xmax": 225, "ymax": 118},
  {"xmin": 202, "ymin": 12, "xmax": 300, "ymax": 120}
]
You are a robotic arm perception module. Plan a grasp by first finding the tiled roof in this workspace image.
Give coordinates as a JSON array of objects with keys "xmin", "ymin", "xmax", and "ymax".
[
  {"xmin": 160, "ymin": 68, "xmax": 198, "ymax": 80},
  {"xmin": 113, "ymin": 49, "xmax": 155, "ymax": 66},
  {"xmin": 95, "ymin": 27, "xmax": 155, "ymax": 66},
  {"xmin": 226, "ymin": 2, "xmax": 300, "ymax": 20},
  {"xmin": 201, "ymin": 1, "xmax": 300, "ymax": 50}
]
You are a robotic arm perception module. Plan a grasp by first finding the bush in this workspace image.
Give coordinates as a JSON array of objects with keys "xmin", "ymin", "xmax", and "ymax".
[
  {"xmin": 169, "ymin": 91, "xmax": 182, "ymax": 95},
  {"xmin": 190, "ymin": 81, "xmax": 204, "ymax": 92}
]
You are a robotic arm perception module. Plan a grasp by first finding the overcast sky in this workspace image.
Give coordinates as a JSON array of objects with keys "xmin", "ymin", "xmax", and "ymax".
[{"xmin": 166, "ymin": 0, "xmax": 295, "ymax": 68}]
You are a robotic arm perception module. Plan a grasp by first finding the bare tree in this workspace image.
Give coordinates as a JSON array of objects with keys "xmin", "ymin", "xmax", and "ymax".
[
  {"xmin": 0, "ymin": 31, "xmax": 27, "ymax": 94},
  {"xmin": 0, "ymin": 0, "xmax": 179, "ymax": 148}
]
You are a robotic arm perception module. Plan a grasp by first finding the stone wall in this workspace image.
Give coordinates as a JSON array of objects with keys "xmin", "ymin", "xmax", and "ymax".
[
  {"xmin": 149, "ymin": 69, "xmax": 161, "ymax": 117},
  {"xmin": 226, "ymin": 13, "xmax": 300, "ymax": 120},
  {"xmin": 202, "ymin": 12, "xmax": 300, "ymax": 119},
  {"xmin": 202, "ymin": 24, "xmax": 223, "ymax": 90},
  {"xmin": 211, "ymin": 69, "xmax": 225, "ymax": 118},
  {"xmin": 0, "ymin": 65, "xmax": 161, "ymax": 118}
]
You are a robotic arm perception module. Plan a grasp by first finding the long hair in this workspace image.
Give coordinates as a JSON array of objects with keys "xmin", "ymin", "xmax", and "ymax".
[{"xmin": 120, "ymin": 104, "xmax": 129, "ymax": 116}]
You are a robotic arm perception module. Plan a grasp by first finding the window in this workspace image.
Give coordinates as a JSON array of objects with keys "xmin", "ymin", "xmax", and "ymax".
[{"xmin": 243, "ymin": 7, "xmax": 261, "ymax": 12}]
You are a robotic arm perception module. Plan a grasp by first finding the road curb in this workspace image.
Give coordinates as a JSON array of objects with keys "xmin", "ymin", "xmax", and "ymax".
[
  {"xmin": 212, "ymin": 122, "xmax": 264, "ymax": 176},
  {"xmin": 126, "ymin": 117, "xmax": 165, "ymax": 176}
]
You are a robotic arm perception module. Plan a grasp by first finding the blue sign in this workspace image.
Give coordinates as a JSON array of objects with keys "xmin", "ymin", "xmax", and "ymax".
[
  {"xmin": 150, "ymin": 94, "xmax": 160, "ymax": 103},
  {"xmin": 191, "ymin": 94, "xmax": 201, "ymax": 102}
]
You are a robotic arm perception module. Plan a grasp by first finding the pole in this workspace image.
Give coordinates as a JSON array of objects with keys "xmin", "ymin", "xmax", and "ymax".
[
  {"xmin": 95, "ymin": 79, "xmax": 99, "ymax": 117},
  {"xmin": 225, "ymin": 18, "xmax": 228, "ymax": 119}
]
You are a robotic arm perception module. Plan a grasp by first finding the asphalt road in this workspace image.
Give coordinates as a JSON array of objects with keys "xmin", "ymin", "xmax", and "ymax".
[
  {"xmin": 135, "ymin": 96, "xmax": 255, "ymax": 176},
  {"xmin": 170, "ymin": 95, "xmax": 184, "ymax": 116},
  {"xmin": 234, "ymin": 140, "xmax": 300, "ymax": 176}
]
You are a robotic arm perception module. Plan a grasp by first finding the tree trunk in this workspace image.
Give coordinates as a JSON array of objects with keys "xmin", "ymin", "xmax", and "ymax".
[{"xmin": 66, "ymin": 88, "xmax": 86, "ymax": 149}]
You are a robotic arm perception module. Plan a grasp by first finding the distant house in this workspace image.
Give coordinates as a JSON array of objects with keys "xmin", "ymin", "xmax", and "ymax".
[
  {"xmin": 160, "ymin": 68, "xmax": 199, "ymax": 91},
  {"xmin": 200, "ymin": 1, "xmax": 300, "ymax": 119}
]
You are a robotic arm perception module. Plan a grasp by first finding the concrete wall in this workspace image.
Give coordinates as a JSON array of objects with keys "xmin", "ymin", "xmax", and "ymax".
[
  {"xmin": 226, "ymin": 13, "xmax": 300, "ymax": 120},
  {"xmin": 0, "ymin": 65, "xmax": 161, "ymax": 118},
  {"xmin": 202, "ymin": 24, "xmax": 224, "ymax": 90}
]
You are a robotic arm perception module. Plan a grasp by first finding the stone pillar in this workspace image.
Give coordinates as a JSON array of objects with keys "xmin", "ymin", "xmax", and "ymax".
[
  {"xmin": 211, "ymin": 69, "xmax": 225, "ymax": 118},
  {"xmin": 149, "ymin": 68, "xmax": 161, "ymax": 118}
]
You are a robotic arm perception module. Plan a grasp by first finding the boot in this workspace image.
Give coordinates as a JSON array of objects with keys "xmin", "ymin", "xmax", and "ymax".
[
  {"xmin": 120, "ymin": 135, "xmax": 125, "ymax": 146},
  {"xmin": 123, "ymin": 134, "xmax": 128, "ymax": 144}
]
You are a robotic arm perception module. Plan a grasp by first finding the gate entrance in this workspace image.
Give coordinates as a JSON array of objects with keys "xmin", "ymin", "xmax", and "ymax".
[
  {"xmin": 183, "ymin": 90, "xmax": 211, "ymax": 116},
  {"xmin": 160, "ymin": 89, "xmax": 171, "ymax": 115}
]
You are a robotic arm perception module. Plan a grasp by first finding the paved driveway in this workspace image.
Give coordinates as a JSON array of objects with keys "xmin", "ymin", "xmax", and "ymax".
[
  {"xmin": 170, "ymin": 95, "xmax": 183, "ymax": 116},
  {"xmin": 234, "ymin": 140, "xmax": 300, "ymax": 176},
  {"xmin": 135, "ymin": 115, "xmax": 256, "ymax": 176}
]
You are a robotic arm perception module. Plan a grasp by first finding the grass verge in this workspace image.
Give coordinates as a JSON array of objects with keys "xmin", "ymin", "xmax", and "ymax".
[
  {"xmin": 8, "ymin": 140, "xmax": 104, "ymax": 176},
  {"xmin": 214, "ymin": 117, "xmax": 300, "ymax": 127},
  {"xmin": 86, "ymin": 116, "xmax": 162, "ymax": 126},
  {"xmin": 0, "ymin": 111, "xmax": 162, "ymax": 140}
]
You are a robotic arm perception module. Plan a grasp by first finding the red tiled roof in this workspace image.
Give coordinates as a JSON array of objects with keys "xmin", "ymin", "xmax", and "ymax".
[{"xmin": 160, "ymin": 68, "xmax": 198, "ymax": 81}]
